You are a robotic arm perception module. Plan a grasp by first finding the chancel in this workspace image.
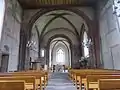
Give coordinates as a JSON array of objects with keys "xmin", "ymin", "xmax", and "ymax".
[{"xmin": 0, "ymin": 0, "xmax": 120, "ymax": 90}]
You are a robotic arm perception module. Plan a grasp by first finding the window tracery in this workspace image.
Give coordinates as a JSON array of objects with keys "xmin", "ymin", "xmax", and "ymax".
[{"xmin": 56, "ymin": 48, "xmax": 65, "ymax": 63}]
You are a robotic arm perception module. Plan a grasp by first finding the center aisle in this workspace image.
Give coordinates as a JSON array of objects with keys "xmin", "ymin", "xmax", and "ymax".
[{"xmin": 45, "ymin": 72, "xmax": 77, "ymax": 90}]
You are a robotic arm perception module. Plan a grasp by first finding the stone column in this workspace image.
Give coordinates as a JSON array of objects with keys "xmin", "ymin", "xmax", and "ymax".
[
  {"xmin": 24, "ymin": 47, "xmax": 30, "ymax": 70},
  {"xmin": 18, "ymin": 30, "xmax": 27, "ymax": 71},
  {"xmin": 72, "ymin": 45, "xmax": 81, "ymax": 68}
]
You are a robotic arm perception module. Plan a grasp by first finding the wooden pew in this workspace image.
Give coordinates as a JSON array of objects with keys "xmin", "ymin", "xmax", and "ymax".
[
  {"xmin": 13, "ymin": 70, "xmax": 48, "ymax": 85},
  {"xmin": 0, "ymin": 80, "xmax": 25, "ymax": 90},
  {"xmin": 86, "ymin": 75, "xmax": 120, "ymax": 90},
  {"xmin": 71, "ymin": 69, "xmax": 120, "ymax": 80},
  {"xmin": 0, "ymin": 76, "xmax": 36, "ymax": 90},
  {"xmin": 23, "ymin": 70, "xmax": 48, "ymax": 86},
  {"xmin": 20, "ymin": 70, "xmax": 48, "ymax": 88},
  {"xmin": 69, "ymin": 69, "xmax": 108, "ymax": 84},
  {"xmin": 10, "ymin": 73, "xmax": 45, "ymax": 90},
  {"xmin": 98, "ymin": 79, "xmax": 120, "ymax": 90},
  {"xmin": 0, "ymin": 70, "xmax": 48, "ymax": 90},
  {"xmin": 68, "ymin": 69, "xmax": 120, "ymax": 90}
]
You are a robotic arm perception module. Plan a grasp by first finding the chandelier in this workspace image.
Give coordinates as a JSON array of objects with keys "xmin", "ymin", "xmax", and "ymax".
[
  {"xmin": 113, "ymin": 0, "xmax": 120, "ymax": 17},
  {"xmin": 26, "ymin": 40, "xmax": 36, "ymax": 50}
]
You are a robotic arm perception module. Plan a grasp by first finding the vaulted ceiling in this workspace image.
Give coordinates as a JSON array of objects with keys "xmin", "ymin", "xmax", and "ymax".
[
  {"xmin": 18, "ymin": 0, "xmax": 98, "ymax": 9},
  {"xmin": 31, "ymin": 10, "xmax": 88, "ymax": 46}
]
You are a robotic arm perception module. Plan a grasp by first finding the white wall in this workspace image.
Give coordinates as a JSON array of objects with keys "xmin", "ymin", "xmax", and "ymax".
[
  {"xmin": 99, "ymin": 0, "xmax": 120, "ymax": 69},
  {"xmin": 0, "ymin": 0, "xmax": 22, "ymax": 71},
  {"xmin": 0, "ymin": 0, "xmax": 5, "ymax": 40}
]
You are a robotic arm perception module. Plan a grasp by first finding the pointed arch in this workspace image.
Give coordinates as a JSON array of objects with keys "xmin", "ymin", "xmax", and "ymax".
[
  {"xmin": 50, "ymin": 40, "xmax": 70, "ymax": 65},
  {"xmin": 83, "ymin": 31, "xmax": 89, "ymax": 57}
]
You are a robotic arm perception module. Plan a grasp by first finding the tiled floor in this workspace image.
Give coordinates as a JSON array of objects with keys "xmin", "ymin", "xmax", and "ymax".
[{"xmin": 45, "ymin": 72, "xmax": 77, "ymax": 90}]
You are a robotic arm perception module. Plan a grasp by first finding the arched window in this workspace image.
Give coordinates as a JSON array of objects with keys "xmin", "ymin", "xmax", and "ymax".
[
  {"xmin": 83, "ymin": 31, "xmax": 89, "ymax": 57},
  {"xmin": 0, "ymin": 0, "xmax": 5, "ymax": 39},
  {"xmin": 56, "ymin": 48, "xmax": 65, "ymax": 63},
  {"xmin": 41, "ymin": 49, "xmax": 45, "ymax": 57}
]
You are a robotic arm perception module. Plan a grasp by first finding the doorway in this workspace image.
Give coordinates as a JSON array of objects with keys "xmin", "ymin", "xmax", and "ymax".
[{"xmin": 1, "ymin": 54, "xmax": 9, "ymax": 72}]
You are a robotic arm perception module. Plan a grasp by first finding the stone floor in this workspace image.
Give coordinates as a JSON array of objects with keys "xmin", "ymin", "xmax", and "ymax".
[{"xmin": 45, "ymin": 72, "xmax": 77, "ymax": 90}]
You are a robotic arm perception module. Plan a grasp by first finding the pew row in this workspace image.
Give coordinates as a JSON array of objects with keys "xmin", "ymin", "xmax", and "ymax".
[
  {"xmin": 68, "ymin": 69, "xmax": 120, "ymax": 90},
  {"xmin": 86, "ymin": 75, "xmax": 120, "ymax": 90},
  {"xmin": 0, "ymin": 70, "xmax": 48, "ymax": 90},
  {"xmin": 0, "ymin": 76, "xmax": 36, "ymax": 90}
]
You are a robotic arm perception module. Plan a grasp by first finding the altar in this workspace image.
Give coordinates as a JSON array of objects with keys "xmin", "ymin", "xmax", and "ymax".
[{"xmin": 53, "ymin": 65, "xmax": 66, "ymax": 72}]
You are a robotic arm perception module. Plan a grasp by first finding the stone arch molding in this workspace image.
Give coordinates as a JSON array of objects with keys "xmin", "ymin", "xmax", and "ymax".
[
  {"xmin": 28, "ymin": 8, "xmax": 92, "ymax": 61},
  {"xmin": 41, "ymin": 28, "xmax": 79, "ymax": 46},
  {"xmin": 25, "ymin": 8, "xmax": 94, "ymax": 55},
  {"xmin": 28, "ymin": 8, "xmax": 92, "ymax": 50},
  {"xmin": 19, "ymin": 7, "xmax": 101, "ymax": 69},
  {"xmin": 25, "ymin": 8, "xmax": 94, "ymax": 40},
  {"xmin": 50, "ymin": 40, "xmax": 70, "ymax": 65},
  {"xmin": 52, "ymin": 43, "xmax": 69, "ymax": 66},
  {"xmin": 28, "ymin": 8, "xmax": 92, "ymax": 57},
  {"xmin": 46, "ymin": 34, "xmax": 72, "ymax": 67}
]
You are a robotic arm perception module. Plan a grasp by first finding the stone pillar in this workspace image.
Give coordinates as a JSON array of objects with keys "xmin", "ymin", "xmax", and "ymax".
[
  {"xmin": 89, "ymin": 41, "xmax": 96, "ymax": 68},
  {"xmin": 18, "ymin": 30, "xmax": 27, "ymax": 71},
  {"xmin": 72, "ymin": 45, "xmax": 81, "ymax": 69},
  {"xmin": 44, "ymin": 46, "xmax": 47, "ymax": 65},
  {"xmin": 92, "ymin": 17, "xmax": 101, "ymax": 68},
  {"xmin": 24, "ymin": 47, "xmax": 30, "ymax": 70}
]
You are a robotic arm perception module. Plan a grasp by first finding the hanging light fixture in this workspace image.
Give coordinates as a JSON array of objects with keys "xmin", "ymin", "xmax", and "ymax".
[{"xmin": 26, "ymin": 40, "xmax": 36, "ymax": 50}]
